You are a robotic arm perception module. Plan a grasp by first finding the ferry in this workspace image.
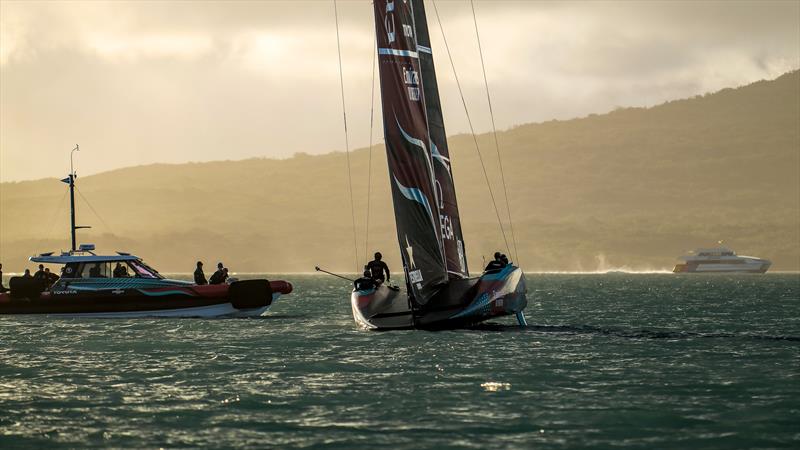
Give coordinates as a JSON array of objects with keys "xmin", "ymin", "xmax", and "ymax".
[{"xmin": 673, "ymin": 247, "xmax": 771, "ymax": 273}]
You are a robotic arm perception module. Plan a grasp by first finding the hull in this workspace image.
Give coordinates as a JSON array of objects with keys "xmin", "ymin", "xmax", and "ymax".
[
  {"xmin": 673, "ymin": 261, "xmax": 771, "ymax": 273},
  {"xmin": 351, "ymin": 265, "xmax": 527, "ymax": 330},
  {"xmin": 0, "ymin": 279, "xmax": 292, "ymax": 318}
]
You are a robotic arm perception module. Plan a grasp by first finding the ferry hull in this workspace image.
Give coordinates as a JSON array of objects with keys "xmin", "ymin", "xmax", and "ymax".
[
  {"xmin": 351, "ymin": 265, "xmax": 527, "ymax": 330},
  {"xmin": 0, "ymin": 279, "xmax": 292, "ymax": 318},
  {"xmin": 673, "ymin": 261, "xmax": 771, "ymax": 273}
]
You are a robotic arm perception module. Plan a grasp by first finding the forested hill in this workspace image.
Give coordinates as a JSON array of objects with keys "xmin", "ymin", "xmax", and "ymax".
[{"xmin": 2, "ymin": 71, "xmax": 798, "ymax": 272}]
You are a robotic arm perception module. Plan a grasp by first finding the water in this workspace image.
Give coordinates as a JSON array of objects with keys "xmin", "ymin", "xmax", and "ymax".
[{"xmin": 1, "ymin": 274, "xmax": 798, "ymax": 449}]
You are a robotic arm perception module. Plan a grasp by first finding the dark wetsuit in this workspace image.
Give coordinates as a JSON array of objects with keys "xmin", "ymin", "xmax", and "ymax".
[
  {"xmin": 194, "ymin": 267, "xmax": 208, "ymax": 285},
  {"xmin": 0, "ymin": 268, "xmax": 6, "ymax": 293},
  {"xmin": 484, "ymin": 260, "xmax": 505, "ymax": 272},
  {"xmin": 366, "ymin": 260, "xmax": 390, "ymax": 283}
]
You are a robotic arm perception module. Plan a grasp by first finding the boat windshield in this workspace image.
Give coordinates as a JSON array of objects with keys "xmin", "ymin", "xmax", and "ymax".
[
  {"xmin": 128, "ymin": 260, "xmax": 162, "ymax": 279},
  {"xmin": 60, "ymin": 259, "xmax": 163, "ymax": 279}
]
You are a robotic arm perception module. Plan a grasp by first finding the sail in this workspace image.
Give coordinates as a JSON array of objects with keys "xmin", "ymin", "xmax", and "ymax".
[
  {"xmin": 412, "ymin": 0, "xmax": 469, "ymax": 278},
  {"xmin": 373, "ymin": 0, "xmax": 447, "ymax": 304}
]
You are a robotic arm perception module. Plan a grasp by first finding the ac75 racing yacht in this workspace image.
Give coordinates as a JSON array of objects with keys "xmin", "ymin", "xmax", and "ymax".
[{"xmin": 0, "ymin": 147, "xmax": 292, "ymax": 317}]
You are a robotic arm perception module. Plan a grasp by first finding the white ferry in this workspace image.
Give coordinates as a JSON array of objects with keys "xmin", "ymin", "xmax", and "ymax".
[{"xmin": 673, "ymin": 247, "xmax": 771, "ymax": 273}]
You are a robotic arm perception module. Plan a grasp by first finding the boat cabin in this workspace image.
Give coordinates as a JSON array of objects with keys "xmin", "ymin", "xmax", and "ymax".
[{"xmin": 30, "ymin": 245, "xmax": 163, "ymax": 280}]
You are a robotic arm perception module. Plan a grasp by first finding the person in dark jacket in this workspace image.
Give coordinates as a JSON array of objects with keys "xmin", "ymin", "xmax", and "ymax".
[
  {"xmin": 484, "ymin": 252, "xmax": 504, "ymax": 272},
  {"xmin": 33, "ymin": 264, "xmax": 47, "ymax": 282},
  {"xmin": 209, "ymin": 262, "xmax": 226, "ymax": 285},
  {"xmin": 113, "ymin": 262, "xmax": 128, "ymax": 278},
  {"xmin": 194, "ymin": 261, "xmax": 207, "ymax": 285},
  {"xmin": 366, "ymin": 252, "xmax": 390, "ymax": 284},
  {"xmin": 0, "ymin": 263, "xmax": 7, "ymax": 293},
  {"xmin": 22, "ymin": 269, "xmax": 32, "ymax": 278},
  {"xmin": 500, "ymin": 254, "xmax": 509, "ymax": 267},
  {"xmin": 45, "ymin": 268, "xmax": 59, "ymax": 288}
]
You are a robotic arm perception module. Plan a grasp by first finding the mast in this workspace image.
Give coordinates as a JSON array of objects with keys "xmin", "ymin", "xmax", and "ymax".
[
  {"xmin": 61, "ymin": 144, "xmax": 89, "ymax": 252},
  {"xmin": 373, "ymin": 0, "xmax": 448, "ymax": 305}
]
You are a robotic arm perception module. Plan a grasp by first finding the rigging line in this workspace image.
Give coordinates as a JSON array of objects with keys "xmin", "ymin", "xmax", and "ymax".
[
  {"xmin": 364, "ymin": 29, "xmax": 378, "ymax": 265},
  {"xmin": 333, "ymin": 0, "xmax": 360, "ymax": 272},
  {"xmin": 75, "ymin": 186, "xmax": 112, "ymax": 234},
  {"xmin": 39, "ymin": 189, "xmax": 69, "ymax": 248},
  {"xmin": 470, "ymin": 0, "xmax": 520, "ymax": 265},
  {"xmin": 431, "ymin": 0, "xmax": 511, "ymax": 256}
]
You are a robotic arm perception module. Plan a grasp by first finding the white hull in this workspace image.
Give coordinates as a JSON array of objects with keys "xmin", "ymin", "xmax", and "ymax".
[
  {"xmin": 688, "ymin": 262, "xmax": 770, "ymax": 273},
  {"xmin": 41, "ymin": 293, "xmax": 282, "ymax": 318}
]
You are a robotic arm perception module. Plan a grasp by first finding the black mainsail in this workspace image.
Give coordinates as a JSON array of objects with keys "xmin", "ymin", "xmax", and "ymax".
[
  {"xmin": 374, "ymin": 0, "xmax": 447, "ymax": 304},
  {"xmin": 412, "ymin": 0, "xmax": 469, "ymax": 279}
]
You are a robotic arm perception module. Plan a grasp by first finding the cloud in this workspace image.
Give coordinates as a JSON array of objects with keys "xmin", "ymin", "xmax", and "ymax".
[{"xmin": 1, "ymin": 0, "xmax": 798, "ymax": 181}]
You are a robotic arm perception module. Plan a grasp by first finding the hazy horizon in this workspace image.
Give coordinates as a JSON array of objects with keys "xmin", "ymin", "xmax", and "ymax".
[{"xmin": 2, "ymin": 0, "xmax": 798, "ymax": 182}]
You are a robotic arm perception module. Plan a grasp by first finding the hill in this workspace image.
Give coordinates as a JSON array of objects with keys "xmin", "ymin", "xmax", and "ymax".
[{"xmin": 1, "ymin": 71, "xmax": 798, "ymax": 273}]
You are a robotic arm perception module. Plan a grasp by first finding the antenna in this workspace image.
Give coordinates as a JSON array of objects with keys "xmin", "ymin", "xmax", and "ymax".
[
  {"xmin": 70, "ymin": 144, "xmax": 79, "ymax": 177},
  {"xmin": 63, "ymin": 144, "xmax": 90, "ymax": 252}
]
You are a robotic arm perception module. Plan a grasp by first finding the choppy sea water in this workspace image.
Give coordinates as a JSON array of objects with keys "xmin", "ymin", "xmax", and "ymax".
[{"xmin": 1, "ymin": 273, "xmax": 798, "ymax": 449}]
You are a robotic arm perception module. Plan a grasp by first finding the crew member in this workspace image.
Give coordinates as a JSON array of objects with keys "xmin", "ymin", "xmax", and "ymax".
[
  {"xmin": 0, "ymin": 263, "xmax": 7, "ymax": 293},
  {"xmin": 22, "ymin": 269, "xmax": 32, "ymax": 278},
  {"xmin": 113, "ymin": 262, "xmax": 128, "ymax": 278},
  {"xmin": 500, "ymin": 254, "xmax": 510, "ymax": 267},
  {"xmin": 484, "ymin": 252, "xmax": 504, "ymax": 272},
  {"xmin": 45, "ymin": 268, "xmax": 59, "ymax": 288},
  {"xmin": 366, "ymin": 252, "xmax": 390, "ymax": 284},
  {"xmin": 194, "ymin": 261, "xmax": 208, "ymax": 285},
  {"xmin": 33, "ymin": 264, "xmax": 47, "ymax": 283},
  {"xmin": 88, "ymin": 263, "xmax": 104, "ymax": 278},
  {"xmin": 209, "ymin": 262, "xmax": 226, "ymax": 285}
]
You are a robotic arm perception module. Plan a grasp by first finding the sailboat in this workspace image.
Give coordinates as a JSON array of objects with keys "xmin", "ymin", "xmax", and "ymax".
[{"xmin": 349, "ymin": 0, "xmax": 527, "ymax": 329}]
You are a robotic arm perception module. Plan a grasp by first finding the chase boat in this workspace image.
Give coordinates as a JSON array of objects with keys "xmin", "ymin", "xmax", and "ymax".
[
  {"xmin": 0, "ymin": 148, "xmax": 292, "ymax": 317},
  {"xmin": 0, "ymin": 245, "xmax": 292, "ymax": 318}
]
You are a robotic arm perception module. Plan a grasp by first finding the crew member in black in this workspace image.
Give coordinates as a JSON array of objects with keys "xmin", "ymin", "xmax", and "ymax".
[
  {"xmin": 113, "ymin": 262, "xmax": 128, "ymax": 278},
  {"xmin": 366, "ymin": 252, "xmax": 390, "ymax": 284},
  {"xmin": 22, "ymin": 269, "xmax": 32, "ymax": 278},
  {"xmin": 484, "ymin": 252, "xmax": 504, "ymax": 272},
  {"xmin": 44, "ymin": 268, "xmax": 59, "ymax": 288},
  {"xmin": 0, "ymin": 263, "xmax": 7, "ymax": 293},
  {"xmin": 194, "ymin": 261, "xmax": 208, "ymax": 285},
  {"xmin": 33, "ymin": 264, "xmax": 47, "ymax": 283},
  {"xmin": 209, "ymin": 262, "xmax": 226, "ymax": 285},
  {"xmin": 88, "ymin": 263, "xmax": 104, "ymax": 278},
  {"xmin": 500, "ymin": 254, "xmax": 509, "ymax": 267}
]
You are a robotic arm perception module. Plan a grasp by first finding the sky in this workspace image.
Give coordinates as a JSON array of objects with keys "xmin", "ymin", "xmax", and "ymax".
[{"xmin": 1, "ymin": 0, "xmax": 798, "ymax": 182}]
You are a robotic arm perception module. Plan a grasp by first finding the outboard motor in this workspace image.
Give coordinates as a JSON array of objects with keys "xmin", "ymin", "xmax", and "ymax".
[
  {"xmin": 9, "ymin": 277, "xmax": 46, "ymax": 300},
  {"xmin": 228, "ymin": 279, "xmax": 273, "ymax": 310}
]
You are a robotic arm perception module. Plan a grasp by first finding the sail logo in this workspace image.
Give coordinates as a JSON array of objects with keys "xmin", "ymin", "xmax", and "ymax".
[
  {"xmin": 409, "ymin": 269, "xmax": 424, "ymax": 284},
  {"xmin": 440, "ymin": 214, "xmax": 454, "ymax": 240},
  {"xmin": 385, "ymin": 1, "xmax": 396, "ymax": 43},
  {"xmin": 402, "ymin": 66, "xmax": 421, "ymax": 101}
]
